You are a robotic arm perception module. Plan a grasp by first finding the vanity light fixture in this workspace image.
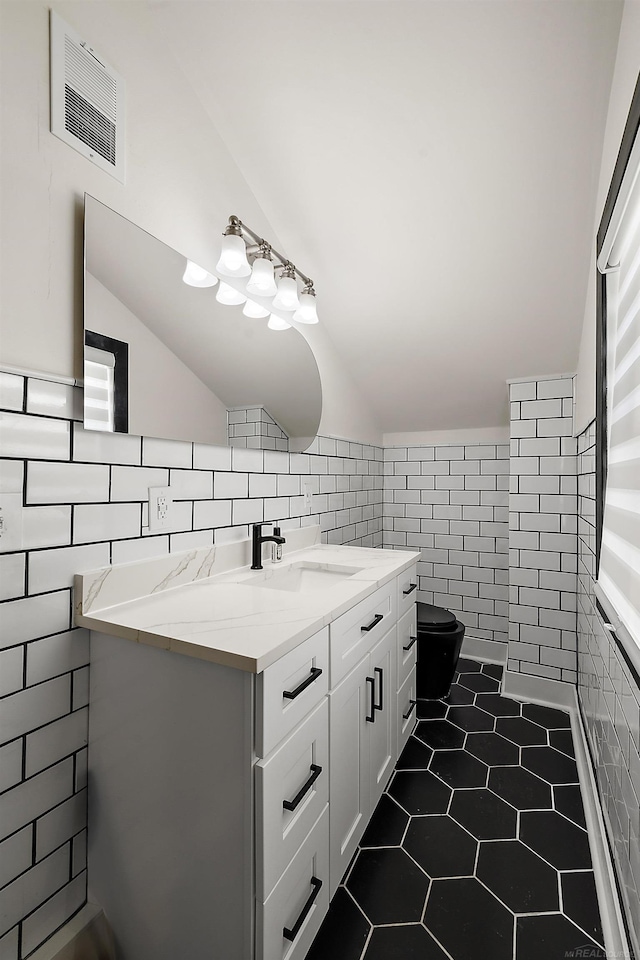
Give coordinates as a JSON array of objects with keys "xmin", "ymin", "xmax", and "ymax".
[
  {"xmin": 243, "ymin": 298, "xmax": 270, "ymax": 319},
  {"xmin": 216, "ymin": 217, "xmax": 251, "ymax": 277},
  {"xmin": 182, "ymin": 260, "xmax": 218, "ymax": 288},
  {"xmin": 267, "ymin": 314, "xmax": 292, "ymax": 331},
  {"xmin": 216, "ymin": 281, "xmax": 246, "ymax": 306},
  {"xmin": 217, "ymin": 215, "xmax": 319, "ymax": 326}
]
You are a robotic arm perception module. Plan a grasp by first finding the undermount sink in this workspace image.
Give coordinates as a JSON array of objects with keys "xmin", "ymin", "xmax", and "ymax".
[{"xmin": 243, "ymin": 560, "xmax": 363, "ymax": 593}]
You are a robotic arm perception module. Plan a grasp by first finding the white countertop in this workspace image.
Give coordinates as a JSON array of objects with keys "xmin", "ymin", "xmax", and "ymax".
[{"xmin": 75, "ymin": 528, "xmax": 419, "ymax": 673}]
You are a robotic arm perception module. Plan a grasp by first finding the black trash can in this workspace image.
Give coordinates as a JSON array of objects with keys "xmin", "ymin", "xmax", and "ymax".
[{"xmin": 416, "ymin": 602, "xmax": 465, "ymax": 700}]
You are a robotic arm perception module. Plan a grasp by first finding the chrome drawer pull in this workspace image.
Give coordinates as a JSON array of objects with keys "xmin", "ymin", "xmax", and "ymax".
[
  {"xmin": 283, "ymin": 764, "xmax": 323, "ymax": 812},
  {"xmin": 283, "ymin": 876, "xmax": 323, "ymax": 942},
  {"xmin": 361, "ymin": 613, "xmax": 383, "ymax": 632},
  {"xmin": 403, "ymin": 583, "xmax": 417, "ymax": 596},
  {"xmin": 283, "ymin": 667, "xmax": 322, "ymax": 700},
  {"xmin": 365, "ymin": 676, "xmax": 376, "ymax": 722},
  {"xmin": 403, "ymin": 635, "xmax": 418, "ymax": 651},
  {"xmin": 403, "ymin": 699, "xmax": 417, "ymax": 720}
]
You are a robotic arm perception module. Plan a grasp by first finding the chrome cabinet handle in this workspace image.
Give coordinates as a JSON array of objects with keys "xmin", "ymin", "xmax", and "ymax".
[
  {"xmin": 283, "ymin": 877, "xmax": 323, "ymax": 942},
  {"xmin": 283, "ymin": 667, "xmax": 322, "ymax": 700},
  {"xmin": 283, "ymin": 764, "xmax": 323, "ymax": 812},
  {"xmin": 403, "ymin": 635, "xmax": 417, "ymax": 651},
  {"xmin": 403, "ymin": 583, "xmax": 417, "ymax": 596},
  {"xmin": 361, "ymin": 613, "xmax": 383, "ymax": 632}
]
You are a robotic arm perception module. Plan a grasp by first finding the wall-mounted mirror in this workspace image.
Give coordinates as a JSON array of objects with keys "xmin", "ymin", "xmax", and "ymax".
[{"xmin": 83, "ymin": 195, "xmax": 322, "ymax": 451}]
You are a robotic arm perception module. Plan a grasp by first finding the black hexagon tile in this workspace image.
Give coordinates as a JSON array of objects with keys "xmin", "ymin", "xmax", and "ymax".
[
  {"xmin": 363, "ymin": 924, "xmax": 450, "ymax": 960},
  {"xmin": 520, "ymin": 810, "xmax": 592, "ymax": 870},
  {"xmin": 516, "ymin": 914, "xmax": 604, "ymax": 960},
  {"xmin": 306, "ymin": 887, "xmax": 371, "ymax": 960},
  {"xmin": 549, "ymin": 729, "xmax": 575, "ymax": 758},
  {"xmin": 415, "ymin": 719, "xmax": 466, "ymax": 750},
  {"xmin": 444, "ymin": 683, "xmax": 476, "ymax": 706},
  {"xmin": 475, "ymin": 693, "xmax": 522, "ymax": 717},
  {"xmin": 450, "ymin": 787, "xmax": 518, "ymax": 840},
  {"xmin": 481, "ymin": 662, "xmax": 504, "ymax": 681},
  {"xmin": 560, "ymin": 871, "xmax": 605, "ymax": 947},
  {"xmin": 429, "ymin": 749, "xmax": 488, "ymax": 788},
  {"xmin": 521, "ymin": 746, "xmax": 579, "ymax": 784},
  {"xmin": 403, "ymin": 814, "xmax": 478, "ymax": 878},
  {"xmin": 388, "ymin": 769, "xmax": 452, "ymax": 815},
  {"xmin": 496, "ymin": 716, "xmax": 548, "ymax": 746},
  {"xmin": 360, "ymin": 794, "xmax": 409, "ymax": 848},
  {"xmin": 553, "ymin": 784, "xmax": 587, "ymax": 829},
  {"xmin": 396, "ymin": 735, "xmax": 434, "ymax": 771},
  {"xmin": 522, "ymin": 703, "xmax": 571, "ymax": 729},
  {"xmin": 416, "ymin": 699, "xmax": 448, "ymax": 720},
  {"xmin": 458, "ymin": 671, "xmax": 500, "ymax": 694},
  {"xmin": 456, "ymin": 657, "xmax": 482, "ymax": 673},
  {"xmin": 465, "ymin": 731, "xmax": 520, "ymax": 766},
  {"xmin": 476, "ymin": 839, "xmax": 559, "ymax": 913},
  {"xmin": 447, "ymin": 705, "xmax": 496, "ymax": 733},
  {"xmin": 425, "ymin": 877, "xmax": 514, "ymax": 960},
  {"xmin": 488, "ymin": 765, "xmax": 552, "ymax": 810},
  {"xmin": 346, "ymin": 848, "xmax": 429, "ymax": 924}
]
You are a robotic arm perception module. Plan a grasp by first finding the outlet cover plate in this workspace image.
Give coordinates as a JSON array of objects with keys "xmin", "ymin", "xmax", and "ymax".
[{"xmin": 148, "ymin": 486, "xmax": 173, "ymax": 533}]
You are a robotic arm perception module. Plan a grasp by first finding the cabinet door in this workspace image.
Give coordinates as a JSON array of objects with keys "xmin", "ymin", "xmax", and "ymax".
[
  {"xmin": 397, "ymin": 668, "xmax": 418, "ymax": 757},
  {"xmin": 368, "ymin": 626, "xmax": 398, "ymax": 813},
  {"xmin": 328, "ymin": 655, "xmax": 370, "ymax": 897}
]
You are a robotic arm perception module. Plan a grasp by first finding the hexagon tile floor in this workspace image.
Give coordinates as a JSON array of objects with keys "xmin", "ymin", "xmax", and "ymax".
[{"xmin": 307, "ymin": 657, "xmax": 606, "ymax": 960}]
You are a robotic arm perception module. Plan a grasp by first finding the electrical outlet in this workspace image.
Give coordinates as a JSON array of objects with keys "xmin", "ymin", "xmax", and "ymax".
[
  {"xmin": 302, "ymin": 479, "xmax": 313, "ymax": 512},
  {"xmin": 0, "ymin": 494, "xmax": 23, "ymax": 551},
  {"xmin": 148, "ymin": 486, "xmax": 173, "ymax": 533}
]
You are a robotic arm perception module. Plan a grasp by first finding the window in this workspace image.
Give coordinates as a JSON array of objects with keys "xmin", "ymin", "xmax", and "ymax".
[{"xmin": 596, "ymin": 74, "xmax": 640, "ymax": 669}]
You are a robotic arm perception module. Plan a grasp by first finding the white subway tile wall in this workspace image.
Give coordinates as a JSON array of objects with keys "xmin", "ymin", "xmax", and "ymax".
[
  {"xmin": 227, "ymin": 405, "xmax": 290, "ymax": 451},
  {"xmin": 382, "ymin": 443, "xmax": 510, "ymax": 643},
  {"xmin": 507, "ymin": 377, "xmax": 578, "ymax": 682},
  {"xmin": 0, "ymin": 373, "xmax": 383, "ymax": 957},
  {"xmin": 576, "ymin": 421, "xmax": 640, "ymax": 958}
]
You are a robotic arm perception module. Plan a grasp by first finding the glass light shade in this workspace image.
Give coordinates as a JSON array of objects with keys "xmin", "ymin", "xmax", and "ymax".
[
  {"xmin": 215, "ymin": 234, "xmax": 251, "ymax": 277},
  {"xmin": 243, "ymin": 298, "xmax": 270, "ymax": 319},
  {"xmin": 182, "ymin": 260, "xmax": 218, "ymax": 288},
  {"xmin": 293, "ymin": 292, "xmax": 319, "ymax": 324},
  {"xmin": 216, "ymin": 281, "xmax": 246, "ymax": 306},
  {"xmin": 268, "ymin": 314, "xmax": 292, "ymax": 331},
  {"xmin": 272, "ymin": 275, "xmax": 300, "ymax": 311},
  {"xmin": 246, "ymin": 257, "xmax": 278, "ymax": 297}
]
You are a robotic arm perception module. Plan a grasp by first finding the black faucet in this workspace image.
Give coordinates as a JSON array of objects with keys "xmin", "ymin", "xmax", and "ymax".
[{"xmin": 251, "ymin": 522, "xmax": 286, "ymax": 570}]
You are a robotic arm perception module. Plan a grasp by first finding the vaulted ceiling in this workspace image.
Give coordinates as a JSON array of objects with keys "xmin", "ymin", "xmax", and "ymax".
[{"xmin": 150, "ymin": 0, "xmax": 622, "ymax": 433}]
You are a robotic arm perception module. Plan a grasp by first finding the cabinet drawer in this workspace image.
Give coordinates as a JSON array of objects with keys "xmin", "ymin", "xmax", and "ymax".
[
  {"xmin": 256, "ymin": 627, "xmax": 329, "ymax": 758},
  {"xmin": 256, "ymin": 699, "xmax": 329, "ymax": 900},
  {"xmin": 397, "ymin": 669, "xmax": 418, "ymax": 757},
  {"xmin": 330, "ymin": 581, "xmax": 395, "ymax": 687},
  {"xmin": 256, "ymin": 805, "xmax": 329, "ymax": 960},
  {"xmin": 397, "ymin": 606, "xmax": 417, "ymax": 690},
  {"xmin": 397, "ymin": 563, "xmax": 418, "ymax": 618}
]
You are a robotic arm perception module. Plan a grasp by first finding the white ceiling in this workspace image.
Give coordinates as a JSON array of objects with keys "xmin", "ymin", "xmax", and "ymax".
[{"xmin": 150, "ymin": 0, "xmax": 622, "ymax": 433}]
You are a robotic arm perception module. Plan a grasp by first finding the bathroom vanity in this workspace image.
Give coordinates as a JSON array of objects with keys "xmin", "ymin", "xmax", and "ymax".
[{"xmin": 75, "ymin": 528, "xmax": 419, "ymax": 960}]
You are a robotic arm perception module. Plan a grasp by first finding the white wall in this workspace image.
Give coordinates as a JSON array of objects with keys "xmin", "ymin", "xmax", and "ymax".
[
  {"xmin": 575, "ymin": 1, "xmax": 640, "ymax": 433},
  {"xmin": 0, "ymin": 0, "xmax": 381, "ymax": 445}
]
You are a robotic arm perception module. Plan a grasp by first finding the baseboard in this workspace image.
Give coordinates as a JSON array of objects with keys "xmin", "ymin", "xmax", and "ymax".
[
  {"xmin": 29, "ymin": 904, "xmax": 115, "ymax": 960},
  {"xmin": 571, "ymin": 700, "xmax": 633, "ymax": 960},
  {"xmin": 461, "ymin": 635, "xmax": 508, "ymax": 665},
  {"xmin": 501, "ymin": 669, "xmax": 576, "ymax": 710}
]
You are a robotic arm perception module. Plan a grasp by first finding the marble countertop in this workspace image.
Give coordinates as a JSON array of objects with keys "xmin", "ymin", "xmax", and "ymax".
[{"xmin": 75, "ymin": 527, "xmax": 419, "ymax": 673}]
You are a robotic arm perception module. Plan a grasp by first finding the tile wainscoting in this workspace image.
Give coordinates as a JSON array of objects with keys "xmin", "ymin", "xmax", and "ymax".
[
  {"xmin": 0, "ymin": 369, "xmax": 383, "ymax": 958},
  {"xmin": 576, "ymin": 421, "xmax": 640, "ymax": 958}
]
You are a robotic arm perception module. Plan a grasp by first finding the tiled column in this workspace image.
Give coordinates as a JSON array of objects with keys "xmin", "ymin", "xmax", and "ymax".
[{"xmin": 507, "ymin": 377, "xmax": 578, "ymax": 682}]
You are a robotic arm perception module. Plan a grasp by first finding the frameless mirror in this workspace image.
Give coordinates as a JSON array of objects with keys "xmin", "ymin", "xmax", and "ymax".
[{"xmin": 83, "ymin": 195, "xmax": 322, "ymax": 452}]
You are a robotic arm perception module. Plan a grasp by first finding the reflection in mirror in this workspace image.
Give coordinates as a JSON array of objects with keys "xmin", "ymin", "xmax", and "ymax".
[{"xmin": 83, "ymin": 196, "xmax": 323, "ymax": 451}]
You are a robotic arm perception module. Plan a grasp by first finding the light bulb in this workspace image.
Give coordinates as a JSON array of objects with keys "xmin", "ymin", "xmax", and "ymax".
[
  {"xmin": 182, "ymin": 260, "xmax": 218, "ymax": 288},
  {"xmin": 246, "ymin": 256, "xmax": 278, "ymax": 297},
  {"xmin": 216, "ymin": 234, "xmax": 251, "ymax": 277},
  {"xmin": 243, "ymin": 299, "xmax": 270, "ymax": 319},
  {"xmin": 216, "ymin": 281, "xmax": 246, "ymax": 306},
  {"xmin": 272, "ymin": 275, "xmax": 299, "ymax": 311},
  {"xmin": 268, "ymin": 314, "xmax": 292, "ymax": 331},
  {"xmin": 293, "ymin": 291, "xmax": 319, "ymax": 324}
]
